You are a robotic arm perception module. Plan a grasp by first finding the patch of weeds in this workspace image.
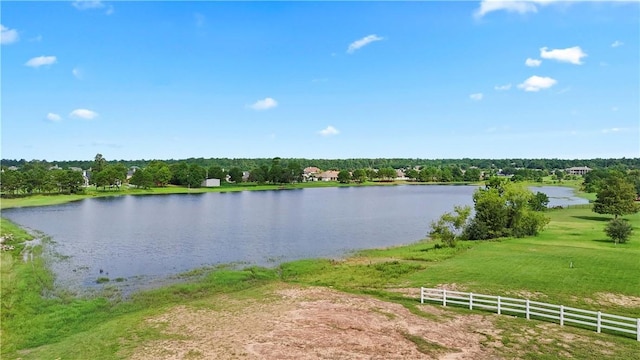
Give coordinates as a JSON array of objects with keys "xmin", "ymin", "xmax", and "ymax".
[
  {"xmin": 184, "ymin": 349, "xmax": 203, "ymax": 359},
  {"xmin": 370, "ymin": 307, "xmax": 396, "ymax": 320},
  {"xmin": 401, "ymin": 331, "xmax": 454, "ymax": 356},
  {"xmin": 114, "ymin": 277, "xmax": 126, "ymax": 282},
  {"xmin": 96, "ymin": 277, "xmax": 110, "ymax": 284}
]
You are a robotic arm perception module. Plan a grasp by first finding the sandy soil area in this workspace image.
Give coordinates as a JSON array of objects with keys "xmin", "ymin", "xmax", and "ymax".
[{"xmin": 130, "ymin": 285, "xmax": 502, "ymax": 360}]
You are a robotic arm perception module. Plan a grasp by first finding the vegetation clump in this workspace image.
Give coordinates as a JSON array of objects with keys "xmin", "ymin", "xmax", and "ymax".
[
  {"xmin": 604, "ymin": 218, "xmax": 633, "ymax": 245},
  {"xmin": 429, "ymin": 178, "xmax": 550, "ymax": 245}
]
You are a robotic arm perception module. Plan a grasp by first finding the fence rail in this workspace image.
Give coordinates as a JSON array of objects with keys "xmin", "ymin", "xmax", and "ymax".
[{"xmin": 420, "ymin": 287, "xmax": 639, "ymax": 341}]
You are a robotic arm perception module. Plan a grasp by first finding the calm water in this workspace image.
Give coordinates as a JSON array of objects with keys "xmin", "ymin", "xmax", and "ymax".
[{"xmin": 2, "ymin": 185, "xmax": 587, "ymax": 291}]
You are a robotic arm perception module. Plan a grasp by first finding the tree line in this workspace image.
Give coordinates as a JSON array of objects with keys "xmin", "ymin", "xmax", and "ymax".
[
  {"xmin": 2, "ymin": 157, "xmax": 639, "ymax": 174},
  {"xmin": 2, "ymin": 154, "xmax": 640, "ymax": 196}
]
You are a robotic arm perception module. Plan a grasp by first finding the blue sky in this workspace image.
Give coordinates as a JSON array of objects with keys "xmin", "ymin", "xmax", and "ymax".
[{"xmin": 2, "ymin": 0, "xmax": 639, "ymax": 161}]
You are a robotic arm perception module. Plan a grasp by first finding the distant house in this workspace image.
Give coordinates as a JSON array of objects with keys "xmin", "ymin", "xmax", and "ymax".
[
  {"xmin": 304, "ymin": 166, "xmax": 321, "ymax": 175},
  {"xmin": 242, "ymin": 171, "xmax": 251, "ymax": 182},
  {"xmin": 318, "ymin": 170, "xmax": 339, "ymax": 182},
  {"xmin": 566, "ymin": 166, "xmax": 592, "ymax": 176},
  {"xmin": 201, "ymin": 178, "xmax": 221, "ymax": 187},
  {"xmin": 395, "ymin": 169, "xmax": 408, "ymax": 181},
  {"xmin": 127, "ymin": 166, "xmax": 141, "ymax": 179}
]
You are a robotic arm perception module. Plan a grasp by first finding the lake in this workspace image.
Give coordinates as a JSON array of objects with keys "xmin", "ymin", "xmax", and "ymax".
[{"xmin": 2, "ymin": 185, "xmax": 587, "ymax": 292}]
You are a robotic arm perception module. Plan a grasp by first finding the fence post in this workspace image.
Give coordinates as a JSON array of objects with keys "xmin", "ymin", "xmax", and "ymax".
[
  {"xmin": 526, "ymin": 299, "xmax": 530, "ymax": 320},
  {"xmin": 560, "ymin": 305, "xmax": 564, "ymax": 326},
  {"xmin": 497, "ymin": 296, "xmax": 501, "ymax": 315},
  {"xmin": 420, "ymin": 287, "xmax": 424, "ymax": 304},
  {"xmin": 469, "ymin": 292, "xmax": 473, "ymax": 310},
  {"xmin": 597, "ymin": 311, "xmax": 601, "ymax": 333},
  {"xmin": 443, "ymin": 289, "xmax": 447, "ymax": 307}
]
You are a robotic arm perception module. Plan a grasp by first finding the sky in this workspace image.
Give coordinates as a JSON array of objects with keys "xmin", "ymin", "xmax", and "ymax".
[{"xmin": 1, "ymin": 0, "xmax": 639, "ymax": 161}]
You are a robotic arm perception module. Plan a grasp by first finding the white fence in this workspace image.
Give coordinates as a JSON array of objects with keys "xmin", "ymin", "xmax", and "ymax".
[{"xmin": 420, "ymin": 288, "xmax": 640, "ymax": 341}]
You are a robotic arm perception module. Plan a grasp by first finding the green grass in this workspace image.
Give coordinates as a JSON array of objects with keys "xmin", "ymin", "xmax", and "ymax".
[{"xmin": 2, "ymin": 201, "xmax": 639, "ymax": 359}]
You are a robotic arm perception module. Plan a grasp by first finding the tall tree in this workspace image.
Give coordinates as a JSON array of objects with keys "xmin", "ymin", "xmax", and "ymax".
[
  {"xmin": 92, "ymin": 153, "xmax": 107, "ymax": 173},
  {"xmin": 593, "ymin": 176, "xmax": 639, "ymax": 219},
  {"xmin": 228, "ymin": 167, "xmax": 243, "ymax": 183}
]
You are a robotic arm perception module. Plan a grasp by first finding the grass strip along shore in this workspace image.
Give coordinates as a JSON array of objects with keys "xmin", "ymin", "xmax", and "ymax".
[{"xmin": 1, "ymin": 184, "xmax": 638, "ymax": 359}]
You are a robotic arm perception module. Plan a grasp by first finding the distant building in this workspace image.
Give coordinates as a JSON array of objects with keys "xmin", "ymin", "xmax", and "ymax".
[
  {"xmin": 318, "ymin": 170, "xmax": 339, "ymax": 182},
  {"xmin": 202, "ymin": 178, "xmax": 221, "ymax": 187},
  {"xmin": 127, "ymin": 166, "xmax": 141, "ymax": 179},
  {"xmin": 566, "ymin": 166, "xmax": 592, "ymax": 176}
]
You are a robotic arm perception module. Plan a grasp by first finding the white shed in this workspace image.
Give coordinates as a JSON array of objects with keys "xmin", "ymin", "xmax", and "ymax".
[{"xmin": 201, "ymin": 178, "xmax": 221, "ymax": 187}]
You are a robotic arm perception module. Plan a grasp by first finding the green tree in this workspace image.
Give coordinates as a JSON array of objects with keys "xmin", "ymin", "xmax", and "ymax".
[
  {"xmin": 337, "ymin": 170, "xmax": 351, "ymax": 184},
  {"xmin": 528, "ymin": 191, "xmax": 550, "ymax": 212},
  {"xmin": 463, "ymin": 168, "xmax": 482, "ymax": 182},
  {"xmin": 464, "ymin": 183, "xmax": 549, "ymax": 240},
  {"xmin": 352, "ymin": 169, "xmax": 367, "ymax": 183},
  {"xmin": 228, "ymin": 167, "xmax": 243, "ymax": 183},
  {"xmin": 404, "ymin": 168, "xmax": 419, "ymax": 181},
  {"xmin": 593, "ymin": 176, "xmax": 639, "ymax": 219},
  {"xmin": 0, "ymin": 169, "xmax": 24, "ymax": 195},
  {"xmin": 604, "ymin": 218, "xmax": 633, "ymax": 245},
  {"xmin": 248, "ymin": 166, "xmax": 266, "ymax": 184},
  {"xmin": 378, "ymin": 167, "xmax": 396, "ymax": 181},
  {"xmin": 207, "ymin": 166, "xmax": 227, "ymax": 181},
  {"xmin": 186, "ymin": 164, "xmax": 207, "ymax": 188},
  {"xmin": 429, "ymin": 206, "xmax": 471, "ymax": 248},
  {"xmin": 554, "ymin": 169, "xmax": 564, "ymax": 182},
  {"xmin": 92, "ymin": 153, "xmax": 107, "ymax": 174},
  {"xmin": 129, "ymin": 168, "xmax": 153, "ymax": 189}
]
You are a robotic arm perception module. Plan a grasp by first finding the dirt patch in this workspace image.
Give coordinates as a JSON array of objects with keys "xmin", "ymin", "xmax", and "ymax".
[
  {"xmin": 434, "ymin": 283, "xmax": 466, "ymax": 292},
  {"xmin": 594, "ymin": 293, "xmax": 640, "ymax": 307},
  {"xmin": 505, "ymin": 290, "xmax": 548, "ymax": 300},
  {"xmin": 130, "ymin": 285, "xmax": 502, "ymax": 359}
]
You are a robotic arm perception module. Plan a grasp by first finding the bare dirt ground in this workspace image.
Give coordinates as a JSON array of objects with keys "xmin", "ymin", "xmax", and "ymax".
[{"xmin": 130, "ymin": 285, "xmax": 503, "ymax": 360}]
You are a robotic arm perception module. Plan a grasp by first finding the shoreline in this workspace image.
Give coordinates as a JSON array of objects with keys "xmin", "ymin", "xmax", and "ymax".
[{"xmin": 0, "ymin": 178, "xmax": 584, "ymax": 210}]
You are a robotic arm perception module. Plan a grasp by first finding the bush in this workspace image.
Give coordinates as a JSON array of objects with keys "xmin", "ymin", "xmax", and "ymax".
[{"xmin": 604, "ymin": 218, "xmax": 633, "ymax": 244}]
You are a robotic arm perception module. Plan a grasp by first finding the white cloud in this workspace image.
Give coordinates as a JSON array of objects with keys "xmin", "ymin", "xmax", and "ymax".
[
  {"xmin": 602, "ymin": 127, "xmax": 622, "ymax": 134},
  {"xmin": 25, "ymin": 56, "xmax": 57, "ymax": 68},
  {"xmin": 518, "ymin": 75, "xmax": 557, "ymax": 92},
  {"xmin": 1, "ymin": 24, "xmax": 19, "ymax": 45},
  {"xmin": 494, "ymin": 83, "xmax": 512, "ymax": 91},
  {"xmin": 72, "ymin": 67, "xmax": 83, "ymax": 80},
  {"xmin": 470, "ymin": 93, "xmax": 484, "ymax": 101},
  {"xmin": 347, "ymin": 34, "xmax": 384, "ymax": 54},
  {"xmin": 70, "ymin": 109, "xmax": 99, "ymax": 120},
  {"xmin": 475, "ymin": 0, "xmax": 539, "ymax": 18},
  {"xmin": 46, "ymin": 113, "xmax": 62, "ymax": 122},
  {"xmin": 611, "ymin": 40, "xmax": 624, "ymax": 48},
  {"xmin": 249, "ymin": 97, "xmax": 278, "ymax": 111},
  {"xmin": 525, "ymin": 58, "xmax": 542, "ymax": 67},
  {"xmin": 611, "ymin": 106, "xmax": 619, "ymax": 112},
  {"xmin": 540, "ymin": 46, "xmax": 587, "ymax": 65},
  {"xmin": 72, "ymin": 1, "xmax": 113, "ymax": 15},
  {"xmin": 29, "ymin": 35, "xmax": 42, "ymax": 42},
  {"xmin": 318, "ymin": 125, "xmax": 340, "ymax": 136}
]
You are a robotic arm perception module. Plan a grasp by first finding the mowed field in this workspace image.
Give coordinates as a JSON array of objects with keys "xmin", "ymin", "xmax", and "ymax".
[{"xmin": 1, "ymin": 205, "xmax": 639, "ymax": 359}]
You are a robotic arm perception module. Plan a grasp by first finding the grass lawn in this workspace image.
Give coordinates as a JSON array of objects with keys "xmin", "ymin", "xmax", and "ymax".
[{"xmin": 1, "ymin": 202, "xmax": 639, "ymax": 359}]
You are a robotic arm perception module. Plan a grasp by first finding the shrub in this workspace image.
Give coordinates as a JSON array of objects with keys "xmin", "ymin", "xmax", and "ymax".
[{"xmin": 604, "ymin": 218, "xmax": 633, "ymax": 245}]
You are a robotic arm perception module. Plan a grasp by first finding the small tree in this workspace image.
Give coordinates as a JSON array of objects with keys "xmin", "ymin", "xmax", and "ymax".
[
  {"xmin": 528, "ymin": 191, "xmax": 550, "ymax": 212},
  {"xmin": 429, "ymin": 206, "xmax": 471, "ymax": 248},
  {"xmin": 604, "ymin": 218, "xmax": 633, "ymax": 245}
]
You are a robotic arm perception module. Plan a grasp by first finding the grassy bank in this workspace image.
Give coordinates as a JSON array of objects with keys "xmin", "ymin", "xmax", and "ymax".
[{"xmin": 1, "ymin": 204, "xmax": 639, "ymax": 358}]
